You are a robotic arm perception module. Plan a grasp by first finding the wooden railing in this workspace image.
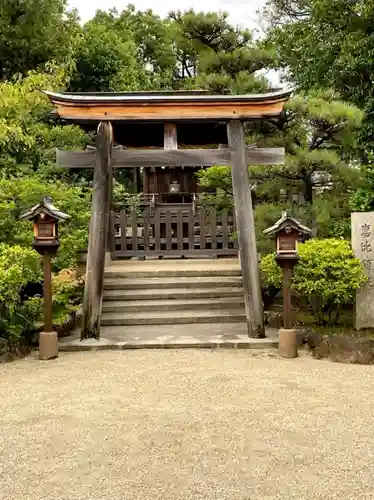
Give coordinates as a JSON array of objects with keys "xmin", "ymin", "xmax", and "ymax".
[{"xmin": 110, "ymin": 207, "xmax": 238, "ymax": 258}]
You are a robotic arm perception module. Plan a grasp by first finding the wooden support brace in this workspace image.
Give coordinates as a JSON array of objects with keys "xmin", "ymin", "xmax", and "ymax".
[
  {"xmin": 81, "ymin": 121, "xmax": 113, "ymax": 339},
  {"xmin": 227, "ymin": 119, "xmax": 265, "ymax": 338}
]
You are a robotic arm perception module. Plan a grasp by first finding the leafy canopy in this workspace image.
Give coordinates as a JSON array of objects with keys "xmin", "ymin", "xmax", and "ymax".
[
  {"xmin": 0, "ymin": 0, "xmax": 80, "ymax": 80},
  {"xmin": 0, "ymin": 67, "xmax": 87, "ymax": 177},
  {"xmin": 263, "ymin": 0, "xmax": 374, "ymax": 152}
]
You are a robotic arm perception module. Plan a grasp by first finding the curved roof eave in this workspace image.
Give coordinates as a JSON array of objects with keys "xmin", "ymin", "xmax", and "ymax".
[{"xmin": 43, "ymin": 88, "xmax": 293, "ymax": 106}]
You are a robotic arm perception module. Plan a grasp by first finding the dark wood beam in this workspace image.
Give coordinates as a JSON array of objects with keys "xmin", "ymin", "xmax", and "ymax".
[
  {"xmin": 227, "ymin": 119, "xmax": 265, "ymax": 338},
  {"xmin": 81, "ymin": 121, "xmax": 113, "ymax": 340},
  {"xmin": 56, "ymin": 147, "xmax": 285, "ymax": 168}
]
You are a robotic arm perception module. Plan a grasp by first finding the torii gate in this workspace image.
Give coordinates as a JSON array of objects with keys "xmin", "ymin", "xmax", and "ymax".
[{"xmin": 45, "ymin": 89, "xmax": 291, "ymax": 339}]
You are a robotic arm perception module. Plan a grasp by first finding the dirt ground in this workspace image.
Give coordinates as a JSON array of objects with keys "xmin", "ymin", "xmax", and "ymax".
[{"xmin": 0, "ymin": 349, "xmax": 373, "ymax": 500}]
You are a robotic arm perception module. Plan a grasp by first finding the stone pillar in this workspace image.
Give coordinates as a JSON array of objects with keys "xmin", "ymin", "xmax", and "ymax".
[{"xmin": 351, "ymin": 212, "xmax": 374, "ymax": 329}]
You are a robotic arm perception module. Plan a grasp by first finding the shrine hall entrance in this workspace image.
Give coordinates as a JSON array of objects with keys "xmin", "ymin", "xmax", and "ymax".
[{"xmin": 110, "ymin": 205, "xmax": 238, "ymax": 259}]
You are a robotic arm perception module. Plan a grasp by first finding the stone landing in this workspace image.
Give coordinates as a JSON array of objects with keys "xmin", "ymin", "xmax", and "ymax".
[{"xmin": 59, "ymin": 323, "xmax": 279, "ymax": 351}]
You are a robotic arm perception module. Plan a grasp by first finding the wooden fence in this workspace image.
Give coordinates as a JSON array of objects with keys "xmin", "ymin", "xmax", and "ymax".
[{"xmin": 110, "ymin": 207, "xmax": 238, "ymax": 258}]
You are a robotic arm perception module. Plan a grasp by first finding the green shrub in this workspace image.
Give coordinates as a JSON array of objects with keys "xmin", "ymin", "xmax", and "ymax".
[
  {"xmin": 260, "ymin": 239, "xmax": 367, "ymax": 325},
  {"xmin": 0, "ymin": 244, "xmax": 85, "ymax": 341},
  {"xmin": 51, "ymin": 268, "xmax": 84, "ymax": 325},
  {"xmin": 0, "ymin": 177, "xmax": 91, "ymax": 270},
  {"xmin": 260, "ymin": 252, "xmax": 282, "ymax": 288},
  {"xmin": 0, "ymin": 243, "xmax": 42, "ymax": 340}
]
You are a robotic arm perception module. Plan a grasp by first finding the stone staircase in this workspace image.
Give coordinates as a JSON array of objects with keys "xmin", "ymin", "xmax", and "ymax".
[{"xmin": 100, "ymin": 259, "xmax": 246, "ymax": 329}]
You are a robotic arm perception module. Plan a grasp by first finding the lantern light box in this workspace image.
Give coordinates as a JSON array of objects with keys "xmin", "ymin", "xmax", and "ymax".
[
  {"xmin": 264, "ymin": 211, "xmax": 312, "ymax": 260},
  {"xmin": 21, "ymin": 197, "xmax": 70, "ymax": 254}
]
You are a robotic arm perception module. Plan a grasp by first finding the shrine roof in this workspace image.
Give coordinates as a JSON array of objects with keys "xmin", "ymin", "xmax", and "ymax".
[{"xmin": 44, "ymin": 88, "xmax": 292, "ymax": 123}]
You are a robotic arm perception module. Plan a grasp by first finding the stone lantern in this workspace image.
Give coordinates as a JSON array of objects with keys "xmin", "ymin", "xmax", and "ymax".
[
  {"xmin": 264, "ymin": 211, "xmax": 311, "ymax": 358},
  {"xmin": 21, "ymin": 197, "xmax": 69, "ymax": 360}
]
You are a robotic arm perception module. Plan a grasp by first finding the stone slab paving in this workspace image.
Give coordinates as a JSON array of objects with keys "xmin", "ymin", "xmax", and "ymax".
[
  {"xmin": 1, "ymin": 350, "xmax": 373, "ymax": 500},
  {"xmin": 59, "ymin": 323, "xmax": 279, "ymax": 351}
]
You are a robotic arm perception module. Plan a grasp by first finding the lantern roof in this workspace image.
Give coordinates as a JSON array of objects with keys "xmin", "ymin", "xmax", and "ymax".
[
  {"xmin": 263, "ymin": 211, "xmax": 311, "ymax": 237},
  {"xmin": 20, "ymin": 197, "xmax": 70, "ymax": 221}
]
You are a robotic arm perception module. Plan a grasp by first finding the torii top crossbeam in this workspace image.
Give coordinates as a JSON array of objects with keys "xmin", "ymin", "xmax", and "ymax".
[{"xmin": 44, "ymin": 88, "xmax": 291, "ymax": 122}]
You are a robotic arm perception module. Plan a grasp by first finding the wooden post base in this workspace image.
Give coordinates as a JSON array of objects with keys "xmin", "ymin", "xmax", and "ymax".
[
  {"xmin": 278, "ymin": 328, "xmax": 298, "ymax": 358},
  {"xmin": 105, "ymin": 252, "xmax": 112, "ymax": 266},
  {"xmin": 39, "ymin": 331, "xmax": 58, "ymax": 360}
]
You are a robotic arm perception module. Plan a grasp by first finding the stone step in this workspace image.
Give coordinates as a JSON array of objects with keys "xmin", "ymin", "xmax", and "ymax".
[
  {"xmin": 104, "ymin": 268, "xmax": 241, "ymax": 278},
  {"xmin": 103, "ymin": 287, "xmax": 244, "ymax": 301},
  {"xmin": 103, "ymin": 276, "xmax": 243, "ymax": 290},
  {"xmin": 102, "ymin": 297, "xmax": 245, "ymax": 313},
  {"xmin": 100, "ymin": 309, "xmax": 246, "ymax": 326},
  {"xmin": 98, "ymin": 322, "xmax": 250, "ymax": 340}
]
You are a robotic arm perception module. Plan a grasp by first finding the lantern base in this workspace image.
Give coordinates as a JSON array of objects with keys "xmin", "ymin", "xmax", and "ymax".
[
  {"xmin": 276, "ymin": 253, "xmax": 299, "ymax": 265},
  {"xmin": 39, "ymin": 331, "xmax": 58, "ymax": 360},
  {"xmin": 278, "ymin": 328, "xmax": 298, "ymax": 358},
  {"xmin": 32, "ymin": 239, "xmax": 60, "ymax": 256}
]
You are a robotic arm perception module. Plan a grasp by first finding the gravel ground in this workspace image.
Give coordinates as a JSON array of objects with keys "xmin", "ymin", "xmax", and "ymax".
[{"xmin": 0, "ymin": 350, "xmax": 373, "ymax": 500}]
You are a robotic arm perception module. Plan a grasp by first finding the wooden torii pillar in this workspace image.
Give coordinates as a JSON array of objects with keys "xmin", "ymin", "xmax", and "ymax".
[
  {"xmin": 82, "ymin": 122, "xmax": 113, "ymax": 338},
  {"xmin": 46, "ymin": 89, "xmax": 291, "ymax": 339},
  {"xmin": 227, "ymin": 120, "xmax": 264, "ymax": 338}
]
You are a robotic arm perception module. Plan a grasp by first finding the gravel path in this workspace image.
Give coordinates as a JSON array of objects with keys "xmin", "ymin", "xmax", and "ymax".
[{"xmin": 0, "ymin": 350, "xmax": 373, "ymax": 500}]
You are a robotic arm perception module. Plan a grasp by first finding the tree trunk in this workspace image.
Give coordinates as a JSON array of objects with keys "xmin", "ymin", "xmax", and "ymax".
[{"xmin": 303, "ymin": 172, "xmax": 314, "ymax": 204}]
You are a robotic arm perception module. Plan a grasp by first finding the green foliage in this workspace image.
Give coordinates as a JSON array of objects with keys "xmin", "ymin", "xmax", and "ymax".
[
  {"xmin": 0, "ymin": 244, "xmax": 42, "ymax": 339},
  {"xmin": 260, "ymin": 252, "xmax": 282, "ymax": 288},
  {"xmin": 260, "ymin": 239, "xmax": 367, "ymax": 324},
  {"xmin": 51, "ymin": 268, "xmax": 84, "ymax": 325},
  {"xmin": 350, "ymin": 154, "xmax": 374, "ymax": 212},
  {"xmin": 0, "ymin": 247, "xmax": 83, "ymax": 340},
  {"xmin": 0, "ymin": 0, "xmax": 80, "ymax": 80},
  {"xmin": 197, "ymin": 166, "xmax": 232, "ymax": 196},
  {"xmin": 94, "ymin": 6, "xmax": 177, "ymax": 89},
  {"xmin": 0, "ymin": 68, "xmax": 87, "ymax": 177},
  {"xmin": 0, "ymin": 244, "xmax": 40, "ymax": 305},
  {"xmin": 0, "ymin": 177, "xmax": 90, "ymax": 270},
  {"xmin": 197, "ymin": 166, "xmax": 234, "ymax": 212},
  {"xmin": 170, "ymin": 10, "xmax": 273, "ymax": 94},
  {"xmin": 263, "ymin": 0, "xmax": 374, "ymax": 152},
  {"xmin": 294, "ymin": 239, "xmax": 367, "ymax": 324},
  {"xmin": 249, "ymin": 92, "xmax": 363, "ymax": 204},
  {"xmin": 69, "ymin": 20, "xmax": 152, "ymax": 92},
  {"xmin": 67, "ymin": 7, "xmax": 273, "ymax": 94},
  {"xmin": 313, "ymin": 192, "xmax": 351, "ymax": 239}
]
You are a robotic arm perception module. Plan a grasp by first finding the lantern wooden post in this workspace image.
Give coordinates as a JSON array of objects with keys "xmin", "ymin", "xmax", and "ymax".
[
  {"xmin": 20, "ymin": 197, "xmax": 69, "ymax": 360},
  {"xmin": 281, "ymin": 261, "xmax": 294, "ymax": 330},
  {"xmin": 264, "ymin": 212, "xmax": 311, "ymax": 358},
  {"xmin": 43, "ymin": 253, "xmax": 53, "ymax": 333}
]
